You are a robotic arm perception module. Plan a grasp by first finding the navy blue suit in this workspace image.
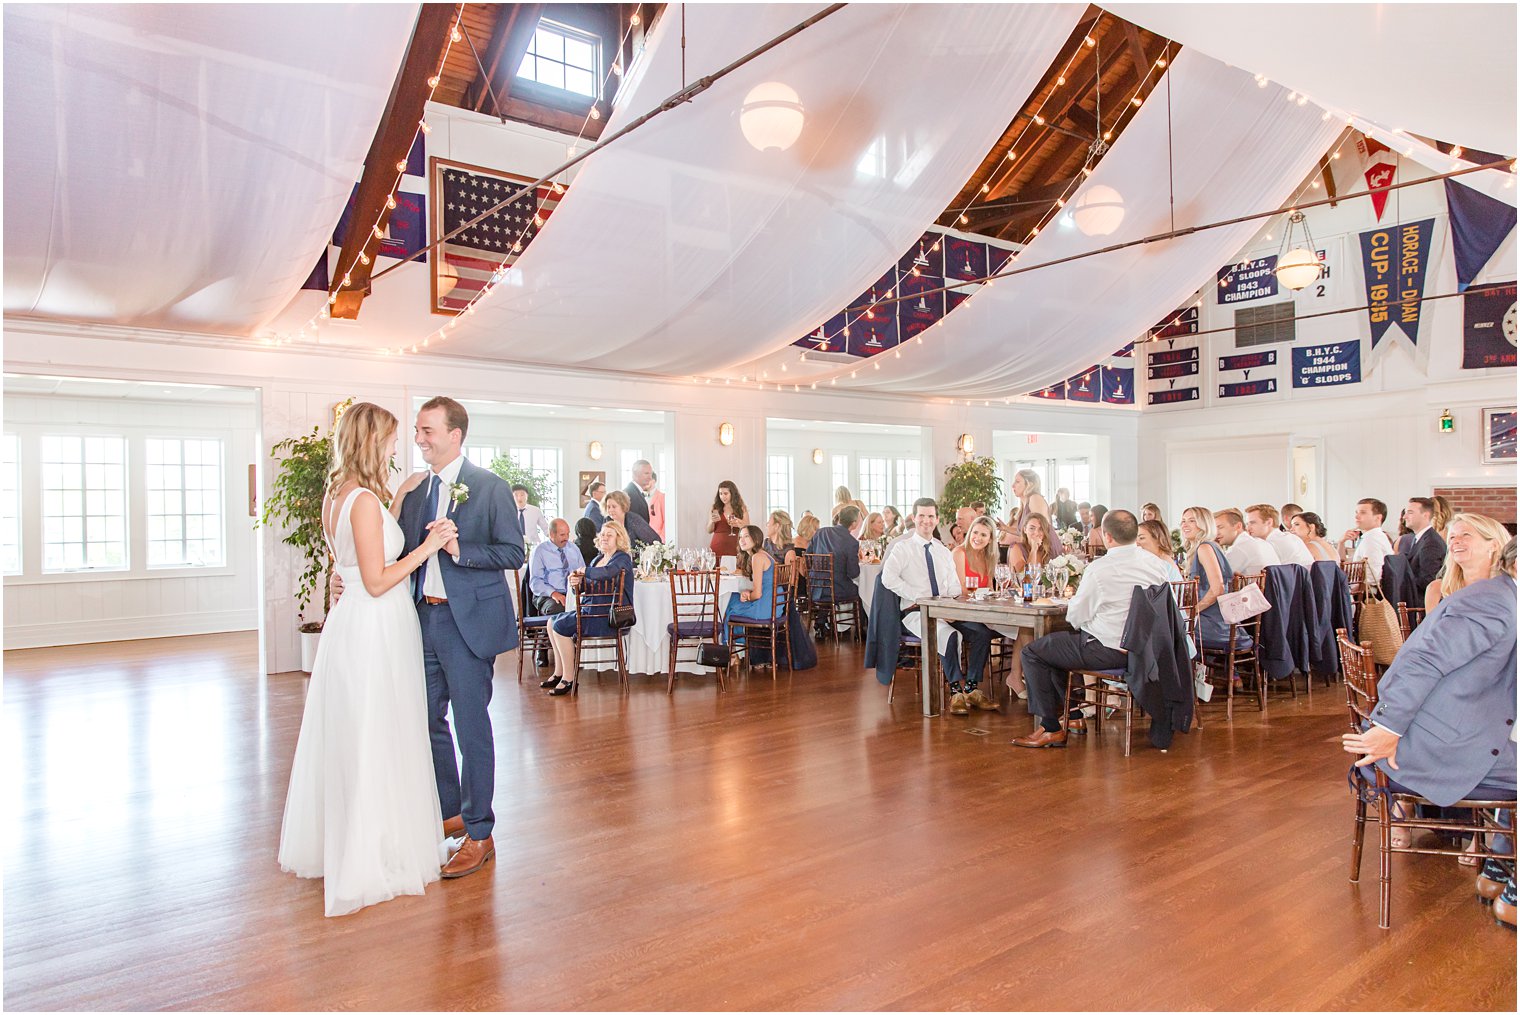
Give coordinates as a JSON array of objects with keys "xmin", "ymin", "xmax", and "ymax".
[
  {"xmin": 806, "ymin": 525, "xmax": 861, "ymax": 603},
  {"xmin": 400, "ymin": 458, "xmax": 524, "ymax": 840},
  {"xmin": 582, "ymin": 498, "xmax": 606, "ymax": 531}
]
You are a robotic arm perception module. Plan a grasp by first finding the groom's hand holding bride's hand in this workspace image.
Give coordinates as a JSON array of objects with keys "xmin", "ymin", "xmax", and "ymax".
[{"xmin": 424, "ymin": 519, "xmax": 457, "ymax": 556}]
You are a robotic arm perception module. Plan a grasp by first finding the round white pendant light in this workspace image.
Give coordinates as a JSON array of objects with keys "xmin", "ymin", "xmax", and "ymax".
[
  {"xmin": 1275, "ymin": 248, "xmax": 1322, "ymax": 290},
  {"xmin": 740, "ymin": 82, "xmax": 805, "ymax": 152},
  {"xmin": 1071, "ymin": 184, "xmax": 1125, "ymax": 236}
]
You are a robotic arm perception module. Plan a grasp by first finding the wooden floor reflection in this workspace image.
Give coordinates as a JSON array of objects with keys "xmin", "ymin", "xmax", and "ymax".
[{"xmin": 4, "ymin": 633, "xmax": 1515, "ymax": 1011}]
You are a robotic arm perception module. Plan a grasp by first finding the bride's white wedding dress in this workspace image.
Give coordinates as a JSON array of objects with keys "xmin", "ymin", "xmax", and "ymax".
[{"xmin": 278, "ymin": 487, "xmax": 443, "ymax": 917}]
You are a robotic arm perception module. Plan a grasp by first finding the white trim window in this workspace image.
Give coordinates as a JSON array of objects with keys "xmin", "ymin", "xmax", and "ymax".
[
  {"xmin": 2, "ymin": 433, "xmax": 20, "ymax": 575},
  {"xmin": 766, "ymin": 454, "xmax": 793, "ymax": 518},
  {"xmin": 893, "ymin": 458, "xmax": 922, "ymax": 512},
  {"xmin": 517, "ymin": 19, "xmax": 600, "ymax": 98},
  {"xmin": 463, "ymin": 444, "xmax": 500, "ymax": 470},
  {"xmin": 831, "ymin": 454, "xmax": 850, "ymax": 496},
  {"xmin": 509, "ymin": 446, "xmax": 562, "ymax": 520},
  {"xmin": 41, "ymin": 434, "xmax": 128, "ymax": 572},
  {"xmin": 858, "ymin": 457, "xmax": 890, "ymax": 512},
  {"xmin": 146, "ymin": 437, "xmax": 225, "ymax": 568}
]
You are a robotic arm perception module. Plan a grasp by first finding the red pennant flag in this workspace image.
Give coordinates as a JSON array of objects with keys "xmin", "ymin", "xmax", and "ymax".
[{"xmin": 1365, "ymin": 161, "xmax": 1396, "ymax": 221}]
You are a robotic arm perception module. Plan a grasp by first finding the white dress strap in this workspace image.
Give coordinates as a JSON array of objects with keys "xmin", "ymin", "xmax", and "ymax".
[{"xmin": 326, "ymin": 487, "xmax": 371, "ymax": 567}]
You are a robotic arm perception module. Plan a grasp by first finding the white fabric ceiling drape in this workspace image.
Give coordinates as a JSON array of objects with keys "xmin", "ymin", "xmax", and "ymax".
[
  {"xmin": 441, "ymin": 3, "xmax": 1083, "ymax": 374},
  {"xmin": 1113, "ymin": 3, "xmax": 1516, "ymax": 158},
  {"xmin": 3, "ymin": 3, "xmax": 418, "ymax": 334},
  {"xmin": 766, "ymin": 48, "xmax": 1345, "ymax": 398},
  {"xmin": 1353, "ymin": 119, "xmax": 1516, "ymax": 209}
]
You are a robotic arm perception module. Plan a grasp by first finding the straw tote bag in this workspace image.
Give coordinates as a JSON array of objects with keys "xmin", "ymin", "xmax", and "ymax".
[{"xmin": 1358, "ymin": 586, "xmax": 1403, "ymax": 666}]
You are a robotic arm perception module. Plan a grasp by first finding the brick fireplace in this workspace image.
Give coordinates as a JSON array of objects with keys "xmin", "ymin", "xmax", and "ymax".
[{"xmin": 1433, "ymin": 486, "xmax": 1518, "ymax": 532}]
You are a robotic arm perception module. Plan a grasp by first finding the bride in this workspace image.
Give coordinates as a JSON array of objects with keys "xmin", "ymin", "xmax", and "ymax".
[{"xmin": 277, "ymin": 402, "xmax": 457, "ymax": 917}]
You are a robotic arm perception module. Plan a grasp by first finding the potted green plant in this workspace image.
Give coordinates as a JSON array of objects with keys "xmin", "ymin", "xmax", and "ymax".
[
  {"xmin": 487, "ymin": 454, "xmax": 554, "ymax": 513},
  {"xmin": 938, "ymin": 455, "xmax": 1004, "ymax": 518},
  {"xmin": 258, "ymin": 424, "xmax": 334, "ymax": 672}
]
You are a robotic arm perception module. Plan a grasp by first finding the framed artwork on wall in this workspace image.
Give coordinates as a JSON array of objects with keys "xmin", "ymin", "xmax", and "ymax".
[
  {"xmin": 578, "ymin": 470, "xmax": 606, "ymax": 508},
  {"xmin": 1482, "ymin": 407, "xmax": 1517, "ymax": 464}
]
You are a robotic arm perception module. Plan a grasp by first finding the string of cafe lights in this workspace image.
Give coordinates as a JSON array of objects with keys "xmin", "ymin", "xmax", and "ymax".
[
  {"xmin": 269, "ymin": 4, "xmax": 468, "ymax": 348},
  {"xmin": 704, "ymin": 34, "xmax": 1178, "ymax": 393}
]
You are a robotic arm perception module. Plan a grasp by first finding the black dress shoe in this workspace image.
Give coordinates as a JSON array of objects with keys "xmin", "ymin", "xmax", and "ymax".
[
  {"xmin": 548, "ymin": 680, "xmax": 575, "ymax": 696},
  {"xmin": 535, "ymin": 652, "xmax": 551, "ymax": 668},
  {"xmin": 540, "ymin": 675, "xmax": 561, "ymax": 689}
]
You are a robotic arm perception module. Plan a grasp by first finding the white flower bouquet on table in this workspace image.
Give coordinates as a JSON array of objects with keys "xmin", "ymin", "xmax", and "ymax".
[
  {"xmin": 1047, "ymin": 553, "xmax": 1088, "ymax": 596},
  {"xmin": 1059, "ymin": 526, "xmax": 1084, "ymax": 551},
  {"xmin": 637, "ymin": 541, "xmax": 681, "ymax": 579}
]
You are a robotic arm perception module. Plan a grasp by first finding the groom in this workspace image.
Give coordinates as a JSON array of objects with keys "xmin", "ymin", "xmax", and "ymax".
[{"xmin": 401, "ymin": 396, "xmax": 523, "ymax": 878}]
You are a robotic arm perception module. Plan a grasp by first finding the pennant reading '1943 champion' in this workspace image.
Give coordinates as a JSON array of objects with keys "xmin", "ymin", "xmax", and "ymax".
[{"xmin": 1359, "ymin": 219, "xmax": 1434, "ymax": 352}]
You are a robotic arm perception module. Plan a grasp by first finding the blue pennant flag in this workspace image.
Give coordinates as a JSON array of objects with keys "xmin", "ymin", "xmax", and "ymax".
[
  {"xmin": 1444, "ymin": 179, "xmax": 1516, "ymax": 292},
  {"xmin": 1359, "ymin": 218, "xmax": 1434, "ymax": 351}
]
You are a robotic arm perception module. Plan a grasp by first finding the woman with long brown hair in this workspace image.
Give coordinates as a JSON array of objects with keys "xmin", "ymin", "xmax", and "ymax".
[
  {"xmin": 279, "ymin": 402, "xmax": 455, "ymax": 917},
  {"xmin": 1007, "ymin": 511, "xmax": 1056, "ymax": 572},
  {"xmin": 707, "ymin": 480, "xmax": 751, "ymax": 558}
]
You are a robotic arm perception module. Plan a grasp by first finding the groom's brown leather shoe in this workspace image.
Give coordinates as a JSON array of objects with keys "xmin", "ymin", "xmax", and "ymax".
[
  {"xmin": 442, "ymin": 835, "xmax": 494, "ymax": 879},
  {"xmin": 442, "ymin": 814, "xmax": 466, "ymax": 838}
]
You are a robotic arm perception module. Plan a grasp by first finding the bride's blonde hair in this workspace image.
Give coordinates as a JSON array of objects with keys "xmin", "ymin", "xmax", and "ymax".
[{"xmin": 328, "ymin": 402, "xmax": 397, "ymax": 505}]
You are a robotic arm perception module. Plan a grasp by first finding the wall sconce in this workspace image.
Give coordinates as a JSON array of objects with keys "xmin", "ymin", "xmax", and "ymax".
[
  {"xmin": 956, "ymin": 433, "xmax": 975, "ymax": 457},
  {"xmin": 717, "ymin": 422, "xmax": 735, "ymax": 447},
  {"xmin": 588, "ymin": 440, "xmax": 603, "ymax": 460},
  {"xmin": 812, "ymin": 448, "xmax": 824, "ymax": 465},
  {"xmin": 1439, "ymin": 409, "xmax": 1455, "ymax": 434}
]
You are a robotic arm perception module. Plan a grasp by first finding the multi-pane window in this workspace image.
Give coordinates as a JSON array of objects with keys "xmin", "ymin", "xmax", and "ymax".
[
  {"xmin": 509, "ymin": 446, "xmax": 562, "ymax": 520},
  {"xmin": 766, "ymin": 455, "xmax": 793, "ymax": 517},
  {"xmin": 893, "ymin": 459, "xmax": 921, "ymax": 512},
  {"xmin": 41, "ymin": 435, "xmax": 127, "ymax": 571},
  {"xmin": 463, "ymin": 445, "xmax": 500, "ymax": 470},
  {"xmin": 831, "ymin": 455, "xmax": 850, "ymax": 497},
  {"xmin": 2, "ymin": 434, "xmax": 20, "ymax": 574},
  {"xmin": 619, "ymin": 448, "xmax": 642, "ymax": 491},
  {"xmin": 1055, "ymin": 458, "xmax": 1092, "ymax": 504},
  {"xmin": 517, "ymin": 20, "xmax": 600, "ymax": 98},
  {"xmin": 146, "ymin": 438, "xmax": 224, "ymax": 567},
  {"xmin": 858, "ymin": 457, "xmax": 890, "ymax": 512}
]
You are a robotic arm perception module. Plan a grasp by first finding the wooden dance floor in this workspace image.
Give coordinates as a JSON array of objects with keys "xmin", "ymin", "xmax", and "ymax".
[{"xmin": 4, "ymin": 633, "xmax": 1515, "ymax": 1010}]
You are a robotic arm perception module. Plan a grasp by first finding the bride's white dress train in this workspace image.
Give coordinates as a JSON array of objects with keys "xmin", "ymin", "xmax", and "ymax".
[{"xmin": 278, "ymin": 487, "xmax": 443, "ymax": 917}]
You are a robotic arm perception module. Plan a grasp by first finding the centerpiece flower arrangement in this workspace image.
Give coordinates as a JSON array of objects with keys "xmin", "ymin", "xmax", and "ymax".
[
  {"xmin": 1047, "ymin": 553, "xmax": 1088, "ymax": 596},
  {"xmin": 1059, "ymin": 526, "xmax": 1084, "ymax": 551},
  {"xmin": 637, "ymin": 541, "xmax": 681, "ymax": 578}
]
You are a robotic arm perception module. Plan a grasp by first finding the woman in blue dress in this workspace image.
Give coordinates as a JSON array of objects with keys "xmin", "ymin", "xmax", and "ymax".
[
  {"xmin": 546, "ymin": 520, "xmax": 635, "ymax": 696},
  {"xmin": 1179, "ymin": 506, "xmax": 1237, "ymax": 649},
  {"xmin": 723, "ymin": 525, "xmax": 781, "ymax": 644}
]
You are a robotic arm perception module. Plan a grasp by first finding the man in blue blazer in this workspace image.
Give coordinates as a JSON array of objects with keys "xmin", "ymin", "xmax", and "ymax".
[
  {"xmin": 807, "ymin": 506, "xmax": 863, "ymax": 637},
  {"xmin": 582, "ymin": 479, "xmax": 607, "ymax": 531},
  {"xmin": 1402, "ymin": 496, "xmax": 1448, "ymax": 592},
  {"xmin": 399, "ymin": 396, "xmax": 524, "ymax": 878},
  {"xmin": 1344, "ymin": 543, "xmax": 1516, "ymax": 808}
]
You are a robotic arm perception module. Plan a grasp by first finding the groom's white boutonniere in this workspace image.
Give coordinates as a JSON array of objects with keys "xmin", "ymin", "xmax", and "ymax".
[{"xmin": 447, "ymin": 482, "xmax": 469, "ymax": 514}]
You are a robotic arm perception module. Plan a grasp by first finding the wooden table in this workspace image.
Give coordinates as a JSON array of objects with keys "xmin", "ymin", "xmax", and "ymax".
[{"xmin": 914, "ymin": 595, "xmax": 1071, "ymax": 717}]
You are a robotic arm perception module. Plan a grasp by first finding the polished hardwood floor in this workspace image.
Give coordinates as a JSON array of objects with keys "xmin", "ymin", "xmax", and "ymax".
[{"xmin": 4, "ymin": 632, "xmax": 1515, "ymax": 1011}]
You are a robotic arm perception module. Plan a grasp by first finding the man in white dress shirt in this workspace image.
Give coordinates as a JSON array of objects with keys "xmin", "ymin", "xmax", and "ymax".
[
  {"xmin": 1015, "ymin": 509, "xmax": 1174, "ymax": 748},
  {"xmin": 883, "ymin": 498, "xmax": 995, "ymax": 715},
  {"xmin": 1340, "ymin": 497, "xmax": 1394, "ymax": 583},
  {"xmin": 1214, "ymin": 508, "xmax": 1279, "ymax": 575},
  {"xmin": 511, "ymin": 484, "xmax": 553, "ymax": 547},
  {"xmin": 1248, "ymin": 503, "xmax": 1312, "ymax": 567}
]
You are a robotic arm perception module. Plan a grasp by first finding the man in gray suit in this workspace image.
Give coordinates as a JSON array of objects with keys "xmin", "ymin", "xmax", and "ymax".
[{"xmin": 1343, "ymin": 540, "xmax": 1516, "ymax": 807}]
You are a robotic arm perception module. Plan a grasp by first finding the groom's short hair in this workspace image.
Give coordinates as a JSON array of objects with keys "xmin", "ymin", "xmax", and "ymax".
[{"xmin": 420, "ymin": 396, "xmax": 469, "ymax": 440}]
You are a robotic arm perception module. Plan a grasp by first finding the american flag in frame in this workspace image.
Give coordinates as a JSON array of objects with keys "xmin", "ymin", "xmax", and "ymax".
[{"xmin": 429, "ymin": 156, "xmax": 562, "ymax": 315}]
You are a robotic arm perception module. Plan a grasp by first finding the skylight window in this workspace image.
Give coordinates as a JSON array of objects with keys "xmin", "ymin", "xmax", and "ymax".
[{"xmin": 517, "ymin": 20, "xmax": 600, "ymax": 99}]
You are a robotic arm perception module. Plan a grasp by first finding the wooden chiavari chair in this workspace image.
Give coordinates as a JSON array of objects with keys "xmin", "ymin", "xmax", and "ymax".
[
  {"xmin": 514, "ymin": 568, "xmax": 554, "ymax": 683},
  {"xmin": 1200, "ymin": 571, "xmax": 1265, "ymax": 721},
  {"xmin": 570, "ymin": 572, "xmax": 630, "ymax": 693},
  {"xmin": 1396, "ymin": 603, "xmax": 1426, "ymax": 640},
  {"xmin": 726, "ymin": 562, "xmax": 793, "ymax": 677},
  {"xmin": 804, "ymin": 552, "xmax": 862, "ymax": 642},
  {"xmin": 667, "ymin": 569, "xmax": 722, "ymax": 693}
]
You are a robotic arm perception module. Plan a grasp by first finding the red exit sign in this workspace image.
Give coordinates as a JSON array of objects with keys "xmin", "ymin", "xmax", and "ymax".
[{"xmin": 1026, "ymin": 434, "xmax": 1039, "ymax": 444}]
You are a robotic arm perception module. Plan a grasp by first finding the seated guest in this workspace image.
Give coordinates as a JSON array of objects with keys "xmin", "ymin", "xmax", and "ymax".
[
  {"xmin": 512, "ymin": 484, "xmax": 552, "ymax": 546},
  {"xmin": 795, "ymin": 512, "xmax": 821, "ymax": 555},
  {"xmin": 863, "ymin": 511, "xmax": 888, "ymax": 542},
  {"xmin": 722, "ymin": 525, "xmax": 782, "ymax": 645},
  {"xmin": 1432, "ymin": 494, "xmax": 1454, "ymax": 537},
  {"xmin": 529, "ymin": 519, "xmax": 585, "ymax": 616},
  {"xmin": 1084, "ymin": 504, "xmax": 1109, "ymax": 554},
  {"xmin": 603, "ymin": 489, "xmax": 661, "ymax": 547},
  {"xmin": 1052, "ymin": 487, "xmax": 1080, "ymax": 530},
  {"xmin": 1141, "ymin": 503, "xmax": 1164, "ymax": 525},
  {"xmin": 1008, "ymin": 511, "xmax": 1056, "ymax": 573},
  {"xmin": 1342, "ymin": 539, "xmax": 1515, "ymax": 919},
  {"xmin": 1280, "ymin": 502, "xmax": 1303, "ymax": 532},
  {"xmin": 946, "ymin": 522, "xmax": 966, "ymax": 548},
  {"xmin": 581, "ymin": 480, "xmax": 607, "ymax": 531},
  {"xmin": 885, "ymin": 498, "xmax": 995, "ymax": 715},
  {"xmin": 1215, "ymin": 507, "xmax": 1279, "ymax": 575},
  {"xmin": 545, "ymin": 521, "xmax": 635, "ymax": 696},
  {"xmin": 1180, "ymin": 506, "xmax": 1235, "ymax": 649},
  {"xmin": 882, "ymin": 505, "xmax": 904, "ymax": 538},
  {"xmin": 708, "ymin": 481, "xmax": 750, "ymax": 559},
  {"xmin": 764, "ymin": 510, "xmax": 799, "ymax": 570},
  {"xmin": 959, "ymin": 516, "xmax": 1028, "ymax": 700},
  {"xmin": 573, "ymin": 517, "xmax": 598, "ymax": 566},
  {"xmin": 1403, "ymin": 496, "xmax": 1448, "ymax": 592},
  {"xmin": 1015, "ymin": 510, "xmax": 1174, "ymax": 748},
  {"xmin": 1077, "ymin": 501, "xmax": 1092, "ymax": 534},
  {"xmin": 1340, "ymin": 497, "xmax": 1394, "ymax": 583},
  {"xmin": 1290, "ymin": 511, "xmax": 1339, "ymax": 562},
  {"xmin": 1248, "ymin": 503, "xmax": 1312, "ymax": 567},
  {"xmin": 808, "ymin": 504, "xmax": 862, "ymax": 605},
  {"xmin": 1395, "ymin": 507, "xmax": 1414, "ymax": 556},
  {"xmin": 1425, "ymin": 512, "xmax": 1508, "ymax": 612},
  {"xmin": 1137, "ymin": 519, "xmax": 1184, "ymax": 580}
]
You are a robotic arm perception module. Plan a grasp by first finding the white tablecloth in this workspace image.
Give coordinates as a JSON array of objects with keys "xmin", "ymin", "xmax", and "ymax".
[
  {"xmin": 859, "ymin": 562, "xmax": 883, "ymax": 615},
  {"xmin": 569, "ymin": 573, "xmax": 751, "ymax": 675}
]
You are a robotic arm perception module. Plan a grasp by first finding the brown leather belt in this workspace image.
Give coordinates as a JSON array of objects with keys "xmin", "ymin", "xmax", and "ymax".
[{"xmin": 423, "ymin": 595, "xmax": 448, "ymax": 605}]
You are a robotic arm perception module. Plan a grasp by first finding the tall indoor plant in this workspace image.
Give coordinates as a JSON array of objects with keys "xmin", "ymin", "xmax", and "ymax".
[
  {"xmin": 938, "ymin": 455, "xmax": 1004, "ymax": 518},
  {"xmin": 258, "ymin": 424, "xmax": 334, "ymax": 672}
]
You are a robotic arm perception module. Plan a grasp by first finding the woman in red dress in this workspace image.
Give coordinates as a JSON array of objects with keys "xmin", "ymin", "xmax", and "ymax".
[{"xmin": 707, "ymin": 480, "xmax": 751, "ymax": 559}]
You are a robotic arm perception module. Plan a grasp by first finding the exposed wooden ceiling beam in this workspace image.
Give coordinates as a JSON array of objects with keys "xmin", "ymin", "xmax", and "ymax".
[
  {"xmin": 468, "ymin": 3, "xmax": 542, "ymax": 116},
  {"xmin": 1319, "ymin": 153, "xmax": 1339, "ymax": 207},
  {"xmin": 331, "ymin": 4, "xmax": 459, "ymax": 320}
]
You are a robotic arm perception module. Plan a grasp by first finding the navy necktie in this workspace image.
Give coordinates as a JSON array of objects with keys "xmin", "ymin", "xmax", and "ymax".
[
  {"xmin": 414, "ymin": 474, "xmax": 441, "ymax": 602},
  {"xmin": 924, "ymin": 543, "xmax": 940, "ymax": 597},
  {"xmin": 519, "ymin": 507, "xmax": 526, "ymax": 532}
]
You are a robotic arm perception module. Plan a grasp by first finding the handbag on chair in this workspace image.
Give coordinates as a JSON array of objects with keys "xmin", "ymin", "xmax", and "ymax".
[
  {"xmin": 698, "ymin": 643, "xmax": 732, "ymax": 668},
  {"xmin": 1218, "ymin": 582, "xmax": 1271, "ymax": 624},
  {"xmin": 607, "ymin": 600, "xmax": 637, "ymax": 630},
  {"xmin": 1358, "ymin": 586, "xmax": 1403, "ymax": 665}
]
